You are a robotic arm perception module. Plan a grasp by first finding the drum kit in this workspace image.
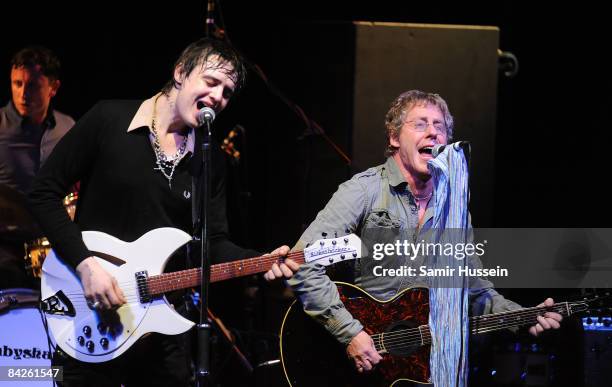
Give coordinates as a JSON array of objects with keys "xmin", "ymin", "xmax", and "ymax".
[{"xmin": 0, "ymin": 185, "xmax": 76, "ymax": 380}]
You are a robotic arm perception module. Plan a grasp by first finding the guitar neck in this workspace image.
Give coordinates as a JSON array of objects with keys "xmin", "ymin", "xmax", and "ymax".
[
  {"xmin": 469, "ymin": 302, "xmax": 573, "ymax": 335},
  {"xmin": 372, "ymin": 300, "xmax": 584, "ymax": 352},
  {"xmin": 145, "ymin": 251, "xmax": 306, "ymax": 296}
]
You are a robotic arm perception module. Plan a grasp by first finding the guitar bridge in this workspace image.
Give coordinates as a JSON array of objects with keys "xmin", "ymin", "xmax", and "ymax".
[{"xmin": 135, "ymin": 271, "xmax": 151, "ymax": 303}]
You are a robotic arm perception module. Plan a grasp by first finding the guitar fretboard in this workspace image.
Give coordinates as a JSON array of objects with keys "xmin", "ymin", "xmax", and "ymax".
[
  {"xmin": 470, "ymin": 303, "xmax": 572, "ymax": 334},
  {"xmin": 145, "ymin": 251, "xmax": 306, "ymax": 296},
  {"xmin": 372, "ymin": 301, "xmax": 583, "ymax": 353}
]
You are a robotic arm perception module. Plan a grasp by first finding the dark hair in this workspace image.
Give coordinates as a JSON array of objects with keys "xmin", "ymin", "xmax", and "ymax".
[
  {"xmin": 10, "ymin": 46, "xmax": 61, "ymax": 81},
  {"xmin": 384, "ymin": 90, "xmax": 454, "ymax": 157},
  {"xmin": 162, "ymin": 38, "xmax": 247, "ymax": 96}
]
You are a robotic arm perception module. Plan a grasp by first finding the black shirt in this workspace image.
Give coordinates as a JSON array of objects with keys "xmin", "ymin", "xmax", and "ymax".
[{"xmin": 28, "ymin": 100, "xmax": 256, "ymax": 271}]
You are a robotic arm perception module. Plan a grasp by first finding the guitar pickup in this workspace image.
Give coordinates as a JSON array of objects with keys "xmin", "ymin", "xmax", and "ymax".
[{"xmin": 135, "ymin": 271, "xmax": 151, "ymax": 303}]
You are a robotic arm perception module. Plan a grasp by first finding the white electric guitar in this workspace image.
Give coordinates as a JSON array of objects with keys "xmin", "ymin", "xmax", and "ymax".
[{"xmin": 40, "ymin": 228, "xmax": 362, "ymax": 363}]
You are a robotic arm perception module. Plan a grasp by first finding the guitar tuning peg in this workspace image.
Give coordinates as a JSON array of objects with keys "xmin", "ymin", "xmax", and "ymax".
[
  {"xmin": 321, "ymin": 232, "xmax": 328, "ymax": 238},
  {"xmin": 345, "ymin": 228, "xmax": 350, "ymax": 234},
  {"xmin": 334, "ymin": 231, "xmax": 338, "ymax": 238}
]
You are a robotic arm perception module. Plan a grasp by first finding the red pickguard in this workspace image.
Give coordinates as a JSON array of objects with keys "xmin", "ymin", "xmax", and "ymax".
[
  {"xmin": 280, "ymin": 283, "xmax": 432, "ymax": 387},
  {"xmin": 339, "ymin": 284, "xmax": 431, "ymax": 384}
]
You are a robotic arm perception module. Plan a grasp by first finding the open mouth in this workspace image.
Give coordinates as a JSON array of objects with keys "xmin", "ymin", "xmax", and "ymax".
[{"xmin": 419, "ymin": 146, "xmax": 433, "ymax": 155}]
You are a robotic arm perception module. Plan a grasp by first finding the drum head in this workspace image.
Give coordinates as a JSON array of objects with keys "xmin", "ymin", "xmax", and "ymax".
[{"xmin": 0, "ymin": 289, "xmax": 52, "ymax": 386}]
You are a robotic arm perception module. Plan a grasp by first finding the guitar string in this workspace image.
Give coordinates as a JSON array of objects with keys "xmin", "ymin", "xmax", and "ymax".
[
  {"xmin": 368, "ymin": 303, "xmax": 569, "ymax": 342},
  {"xmin": 369, "ymin": 305, "xmax": 569, "ymax": 350},
  {"xmin": 371, "ymin": 303, "xmax": 568, "ymax": 344},
  {"xmin": 55, "ymin": 250, "xmax": 307, "ymax": 292},
  {"xmin": 368, "ymin": 304, "xmax": 568, "ymax": 342},
  {"xmin": 377, "ymin": 312, "xmax": 571, "ymax": 351},
  {"xmin": 51, "ymin": 245, "xmax": 362, "ymax": 298}
]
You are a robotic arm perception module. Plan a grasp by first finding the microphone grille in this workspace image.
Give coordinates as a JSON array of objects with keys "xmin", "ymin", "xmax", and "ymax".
[
  {"xmin": 431, "ymin": 144, "xmax": 446, "ymax": 158},
  {"xmin": 197, "ymin": 107, "xmax": 216, "ymax": 125}
]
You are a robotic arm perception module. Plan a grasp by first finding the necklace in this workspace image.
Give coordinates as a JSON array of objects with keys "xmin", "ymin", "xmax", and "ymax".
[
  {"xmin": 412, "ymin": 190, "xmax": 433, "ymax": 211},
  {"xmin": 413, "ymin": 191, "xmax": 433, "ymax": 202},
  {"xmin": 150, "ymin": 93, "xmax": 188, "ymax": 188}
]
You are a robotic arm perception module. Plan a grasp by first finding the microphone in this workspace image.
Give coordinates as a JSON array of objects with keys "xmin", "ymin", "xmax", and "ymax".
[
  {"xmin": 431, "ymin": 141, "xmax": 470, "ymax": 157},
  {"xmin": 197, "ymin": 107, "xmax": 216, "ymax": 126}
]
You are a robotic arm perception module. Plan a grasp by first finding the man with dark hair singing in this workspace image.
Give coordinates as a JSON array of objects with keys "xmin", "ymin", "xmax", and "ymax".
[{"xmin": 29, "ymin": 38, "xmax": 289, "ymax": 386}]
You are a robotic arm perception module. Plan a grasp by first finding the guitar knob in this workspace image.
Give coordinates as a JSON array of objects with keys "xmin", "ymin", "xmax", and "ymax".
[
  {"xmin": 98, "ymin": 323, "xmax": 107, "ymax": 334},
  {"xmin": 100, "ymin": 338, "xmax": 109, "ymax": 348},
  {"xmin": 83, "ymin": 326, "xmax": 92, "ymax": 337},
  {"xmin": 77, "ymin": 336, "xmax": 85, "ymax": 346},
  {"xmin": 86, "ymin": 340, "xmax": 95, "ymax": 352}
]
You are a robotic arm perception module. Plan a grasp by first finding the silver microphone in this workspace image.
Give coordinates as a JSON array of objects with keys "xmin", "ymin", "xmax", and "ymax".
[
  {"xmin": 197, "ymin": 107, "xmax": 216, "ymax": 126},
  {"xmin": 431, "ymin": 141, "xmax": 470, "ymax": 157}
]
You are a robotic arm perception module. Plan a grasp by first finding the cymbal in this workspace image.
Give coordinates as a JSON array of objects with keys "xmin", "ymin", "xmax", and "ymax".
[{"xmin": 0, "ymin": 184, "xmax": 41, "ymax": 242}]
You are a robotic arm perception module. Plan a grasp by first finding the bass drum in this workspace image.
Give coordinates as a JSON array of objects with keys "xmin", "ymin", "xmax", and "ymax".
[{"xmin": 0, "ymin": 289, "xmax": 52, "ymax": 386}]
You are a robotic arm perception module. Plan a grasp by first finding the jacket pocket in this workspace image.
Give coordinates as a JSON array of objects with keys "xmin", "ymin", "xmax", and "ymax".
[{"xmin": 364, "ymin": 209, "xmax": 401, "ymax": 229}]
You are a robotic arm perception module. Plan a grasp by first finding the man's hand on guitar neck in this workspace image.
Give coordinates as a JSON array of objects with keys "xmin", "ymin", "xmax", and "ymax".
[
  {"xmin": 263, "ymin": 245, "xmax": 298, "ymax": 281},
  {"xmin": 347, "ymin": 330, "xmax": 382, "ymax": 373},
  {"xmin": 76, "ymin": 257, "xmax": 127, "ymax": 310},
  {"xmin": 527, "ymin": 298, "xmax": 563, "ymax": 337}
]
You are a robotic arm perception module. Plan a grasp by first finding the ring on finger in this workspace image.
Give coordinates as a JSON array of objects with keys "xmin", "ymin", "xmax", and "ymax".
[{"xmin": 88, "ymin": 300, "xmax": 101, "ymax": 309}]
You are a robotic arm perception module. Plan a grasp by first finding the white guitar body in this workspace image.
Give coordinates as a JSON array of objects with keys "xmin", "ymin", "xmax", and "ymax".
[
  {"xmin": 40, "ymin": 228, "xmax": 194, "ymax": 363},
  {"xmin": 40, "ymin": 228, "xmax": 363, "ymax": 363}
]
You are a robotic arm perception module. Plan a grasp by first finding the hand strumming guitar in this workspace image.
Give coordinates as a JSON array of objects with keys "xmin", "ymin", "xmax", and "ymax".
[
  {"xmin": 347, "ymin": 330, "xmax": 383, "ymax": 373},
  {"xmin": 76, "ymin": 257, "xmax": 127, "ymax": 310}
]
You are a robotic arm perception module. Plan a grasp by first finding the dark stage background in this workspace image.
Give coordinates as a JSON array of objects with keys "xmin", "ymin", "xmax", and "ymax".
[{"xmin": 2, "ymin": 1, "xmax": 610, "ymax": 386}]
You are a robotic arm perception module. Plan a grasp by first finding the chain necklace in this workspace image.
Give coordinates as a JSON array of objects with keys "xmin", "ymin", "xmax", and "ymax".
[
  {"xmin": 150, "ymin": 93, "xmax": 188, "ymax": 188},
  {"xmin": 412, "ymin": 190, "xmax": 433, "ymax": 211},
  {"xmin": 413, "ymin": 191, "xmax": 433, "ymax": 202}
]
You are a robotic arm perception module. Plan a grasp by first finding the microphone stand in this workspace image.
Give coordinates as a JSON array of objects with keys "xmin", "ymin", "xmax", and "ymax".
[
  {"xmin": 202, "ymin": 1, "xmax": 350, "ymax": 166},
  {"xmin": 195, "ymin": 117, "xmax": 213, "ymax": 387}
]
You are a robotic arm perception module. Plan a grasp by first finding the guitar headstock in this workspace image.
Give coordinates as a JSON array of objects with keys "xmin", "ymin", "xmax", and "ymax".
[
  {"xmin": 303, "ymin": 234, "xmax": 362, "ymax": 267},
  {"xmin": 221, "ymin": 127, "xmax": 241, "ymax": 161},
  {"xmin": 568, "ymin": 289, "xmax": 612, "ymax": 316}
]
